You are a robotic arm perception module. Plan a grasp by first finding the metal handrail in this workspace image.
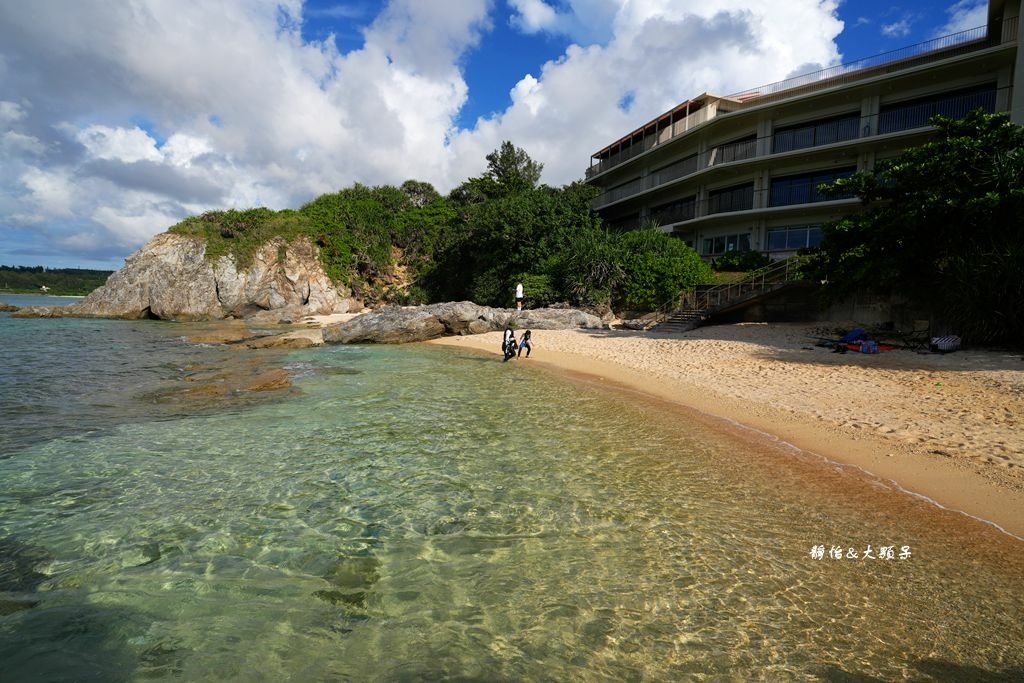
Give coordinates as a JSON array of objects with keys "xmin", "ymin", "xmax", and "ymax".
[{"xmin": 656, "ymin": 255, "xmax": 811, "ymax": 324}]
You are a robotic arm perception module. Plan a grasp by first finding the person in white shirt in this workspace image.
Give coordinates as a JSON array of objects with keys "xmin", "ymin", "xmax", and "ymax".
[{"xmin": 515, "ymin": 282, "xmax": 524, "ymax": 310}]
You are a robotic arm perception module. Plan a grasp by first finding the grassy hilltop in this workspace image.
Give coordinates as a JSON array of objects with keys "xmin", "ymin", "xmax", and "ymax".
[{"xmin": 168, "ymin": 142, "xmax": 712, "ymax": 312}]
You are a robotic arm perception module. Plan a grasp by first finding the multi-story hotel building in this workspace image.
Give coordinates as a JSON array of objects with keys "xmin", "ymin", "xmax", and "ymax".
[{"xmin": 585, "ymin": 0, "xmax": 1023, "ymax": 261}]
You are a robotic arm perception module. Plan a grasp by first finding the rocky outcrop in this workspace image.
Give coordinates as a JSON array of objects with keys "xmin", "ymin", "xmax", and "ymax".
[
  {"xmin": 0, "ymin": 302, "xmax": 19, "ymax": 312},
  {"xmin": 55, "ymin": 233, "xmax": 358, "ymax": 322},
  {"xmin": 323, "ymin": 301, "xmax": 606, "ymax": 344}
]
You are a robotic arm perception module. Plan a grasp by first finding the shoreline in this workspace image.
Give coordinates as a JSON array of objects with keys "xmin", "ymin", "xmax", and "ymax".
[{"xmin": 427, "ymin": 324, "xmax": 1024, "ymax": 539}]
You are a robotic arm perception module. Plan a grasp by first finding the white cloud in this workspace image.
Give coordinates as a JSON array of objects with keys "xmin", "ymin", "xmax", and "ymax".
[
  {"xmin": 937, "ymin": 0, "xmax": 987, "ymax": 35},
  {"xmin": 20, "ymin": 167, "xmax": 76, "ymax": 218},
  {"xmin": 1, "ymin": 131, "xmax": 45, "ymax": 156},
  {"xmin": 162, "ymin": 133, "xmax": 213, "ymax": 167},
  {"xmin": 881, "ymin": 19, "xmax": 912, "ymax": 38},
  {"xmin": 76, "ymin": 125, "xmax": 163, "ymax": 163},
  {"xmin": 0, "ymin": 100, "xmax": 26, "ymax": 126},
  {"xmin": 0, "ymin": 0, "xmax": 845, "ymax": 266},
  {"xmin": 509, "ymin": 0, "xmax": 559, "ymax": 33},
  {"xmin": 92, "ymin": 203, "xmax": 184, "ymax": 247},
  {"xmin": 508, "ymin": 0, "xmax": 619, "ymax": 44}
]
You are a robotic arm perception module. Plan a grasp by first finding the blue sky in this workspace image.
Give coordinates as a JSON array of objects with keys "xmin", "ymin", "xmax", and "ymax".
[{"xmin": 0, "ymin": 0, "xmax": 991, "ymax": 269}]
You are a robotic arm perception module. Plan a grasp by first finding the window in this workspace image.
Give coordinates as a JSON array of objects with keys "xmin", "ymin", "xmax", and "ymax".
[
  {"xmin": 773, "ymin": 113, "xmax": 859, "ymax": 153},
  {"xmin": 769, "ymin": 168, "xmax": 855, "ymax": 207},
  {"xmin": 766, "ymin": 224, "xmax": 822, "ymax": 252},
  {"xmin": 702, "ymin": 232, "xmax": 752, "ymax": 256},
  {"xmin": 878, "ymin": 84, "xmax": 996, "ymax": 134},
  {"xmin": 708, "ymin": 182, "xmax": 754, "ymax": 215},
  {"xmin": 650, "ymin": 196, "xmax": 697, "ymax": 224}
]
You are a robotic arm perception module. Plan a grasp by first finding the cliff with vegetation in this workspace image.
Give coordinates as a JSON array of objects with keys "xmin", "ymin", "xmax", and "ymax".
[{"xmin": 19, "ymin": 142, "xmax": 713, "ymax": 322}]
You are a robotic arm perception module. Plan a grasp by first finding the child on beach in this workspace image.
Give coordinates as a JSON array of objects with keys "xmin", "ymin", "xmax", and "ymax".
[{"xmin": 518, "ymin": 330, "xmax": 532, "ymax": 358}]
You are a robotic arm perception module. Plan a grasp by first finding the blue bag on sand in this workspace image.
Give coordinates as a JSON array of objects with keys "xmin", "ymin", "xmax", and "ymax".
[
  {"xmin": 841, "ymin": 328, "xmax": 867, "ymax": 343},
  {"xmin": 859, "ymin": 340, "xmax": 879, "ymax": 354}
]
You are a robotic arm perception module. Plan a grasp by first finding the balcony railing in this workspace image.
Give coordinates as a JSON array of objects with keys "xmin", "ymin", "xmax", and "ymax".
[
  {"xmin": 710, "ymin": 138, "xmax": 757, "ymax": 166},
  {"xmin": 622, "ymin": 187, "xmax": 859, "ymax": 230},
  {"xmin": 586, "ymin": 16, "xmax": 1017, "ymax": 179},
  {"xmin": 590, "ymin": 88, "xmax": 997, "ymax": 210}
]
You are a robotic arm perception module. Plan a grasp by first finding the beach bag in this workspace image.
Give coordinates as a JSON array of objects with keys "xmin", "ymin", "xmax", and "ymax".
[{"xmin": 859, "ymin": 340, "xmax": 879, "ymax": 354}]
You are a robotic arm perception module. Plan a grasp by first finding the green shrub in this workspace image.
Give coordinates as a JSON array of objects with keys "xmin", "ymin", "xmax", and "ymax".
[
  {"xmin": 714, "ymin": 250, "xmax": 770, "ymax": 272},
  {"xmin": 512, "ymin": 273, "xmax": 558, "ymax": 308}
]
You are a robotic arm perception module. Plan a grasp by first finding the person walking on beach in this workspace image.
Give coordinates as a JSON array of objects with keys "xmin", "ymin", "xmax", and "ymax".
[
  {"xmin": 517, "ymin": 329, "xmax": 532, "ymax": 358},
  {"xmin": 515, "ymin": 282, "xmax": 524, "ymax": 310},
  {"xmin": 502, "ymin": 328, "xmax": 518, "ymax": 362}
]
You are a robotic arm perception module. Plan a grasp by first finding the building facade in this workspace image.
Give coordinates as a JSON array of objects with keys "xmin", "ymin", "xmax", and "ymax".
[{"xmin": 585, "ymin": 0, "xmax": 1023, "ymax": 261}]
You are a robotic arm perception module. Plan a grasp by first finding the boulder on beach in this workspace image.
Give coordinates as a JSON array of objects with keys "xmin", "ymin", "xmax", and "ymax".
[{"xmin": 323, "ymin": 301, "xmax": 606, "ymax": 344}]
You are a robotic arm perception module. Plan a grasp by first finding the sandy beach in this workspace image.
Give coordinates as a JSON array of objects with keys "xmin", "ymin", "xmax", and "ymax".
[{"xmin": 427, "ymin": 323, "xmax": 1024, "ymax": 539}]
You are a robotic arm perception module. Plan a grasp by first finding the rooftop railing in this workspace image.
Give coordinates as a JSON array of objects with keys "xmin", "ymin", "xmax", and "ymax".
[{"xmin": 586, "ymin": 16, "xmax": 1017, "ymax": 179}]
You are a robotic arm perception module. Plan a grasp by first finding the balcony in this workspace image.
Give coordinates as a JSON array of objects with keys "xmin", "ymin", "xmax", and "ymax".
[
  {"xmin": 590, "ymin": 87, "xmax": 998, "ymax": 210},
  {"xmin": 586, "ymin": 16, "xmax": 1017, "ymax": 180},
  {"xmin": 640, "ymin": 187, "xmax": 859, "ymax": 231}
]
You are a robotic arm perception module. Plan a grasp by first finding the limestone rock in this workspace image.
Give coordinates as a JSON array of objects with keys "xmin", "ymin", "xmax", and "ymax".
[
  {"xmin": 0, "ymin": 302, "xmax": 19, "ymax": 312},
  {"xmin": 324, "ymin": 301, "xmax": 606, "ymax": 344},
  {"xmin": 64, "ymin": 233, "xmax": 356, "ymax": 322}
]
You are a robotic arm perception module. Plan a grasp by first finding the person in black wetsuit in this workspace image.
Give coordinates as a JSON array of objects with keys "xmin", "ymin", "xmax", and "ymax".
[{"xmin": 502, "ymin": 328, "xmax": 517, "ymax": 361}]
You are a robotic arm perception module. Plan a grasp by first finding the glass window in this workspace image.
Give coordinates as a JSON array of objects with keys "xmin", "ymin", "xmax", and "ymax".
[
  {"xmin": 807, "ymin": 226, "xmax": 823, "ymax": 248},
  {"xmin": 770, "ymin": 169, "xmax": 855, "ymax": 206},
  {"xmin": 773, "ymin": 129, "xmax": 794, "ymax": 153},
  {"xmin": 767, "ymin": 230, "xmax": 788, "ymax": 251},
  {"xmin": 773, "ymin": 114, "xmax": 859, "ymax": 153},
  {"xmin": 709, "ymin": 183, "xmax": 754, "ymax": 214},
  {"xmin": 879, "ymin": 84, "xmax": 996, "ymax": 134},
  {"xmin": 703, "ymin": 233, "xmax": 752, "ymax": 255},
  {"xmin": 787, "ymin": 230, "xmax": 807, "ymax": 249},
  {"xmin": 767, "ymin": 224, "xmax": 822, "ymax": 252}
]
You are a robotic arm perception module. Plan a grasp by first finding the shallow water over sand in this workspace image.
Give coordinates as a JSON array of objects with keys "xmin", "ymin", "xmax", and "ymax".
[{"xmin": 1, "ymin": 310, "xmax": 1022, "ymax": 680}]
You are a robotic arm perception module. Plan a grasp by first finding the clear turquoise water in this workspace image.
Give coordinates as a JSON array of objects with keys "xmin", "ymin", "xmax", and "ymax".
[{"xmin": 2, "ymin": 295, "xmax": 1023, "ymax": 681}]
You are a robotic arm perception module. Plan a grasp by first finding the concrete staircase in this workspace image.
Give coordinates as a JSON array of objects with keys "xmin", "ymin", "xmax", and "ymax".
[{"xmin": 652, "ymin": 256, "xmax": 809, "ymax": 333}]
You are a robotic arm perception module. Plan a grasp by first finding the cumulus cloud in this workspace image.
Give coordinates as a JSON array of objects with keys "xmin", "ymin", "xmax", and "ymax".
[
  {"xmin": 509, "ymin": 0, "xmax": 560, "ymax": 33},
  {"xmin": 76, "ymin": 125, "xmax": 164, "ymax": 163},
  {"xmin": 936, "ymin": 0, "xmax": 987, "ymax": 35},
  {"xmin": 0, "ymin": 0, "xmax": 843, "ymax": 268}
]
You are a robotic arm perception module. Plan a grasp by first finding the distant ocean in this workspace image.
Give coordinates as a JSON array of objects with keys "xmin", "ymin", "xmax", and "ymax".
[{"xmin": 2, "ymin": 292, "xmax": 1023, "ymax": 680}]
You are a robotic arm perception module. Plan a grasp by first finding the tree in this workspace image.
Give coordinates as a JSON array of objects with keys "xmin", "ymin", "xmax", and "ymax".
[
  {"xmin": 400, "ymin": 180, "xmax": 441, "ymax": 208},
  {"xmin": 448, "ymin": 141, "xmax": 544, "ymax": 203},
  {"xmin": 484, "ymin": 140, "xmax": 543, "ymax": 194},
  {"xmin": 615, "ymin": 229, "xmax": 713, "ymax": 311},
  {"xmin": 813, "ymin": 110, "xmax": 1024, "ymax": 344}
]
